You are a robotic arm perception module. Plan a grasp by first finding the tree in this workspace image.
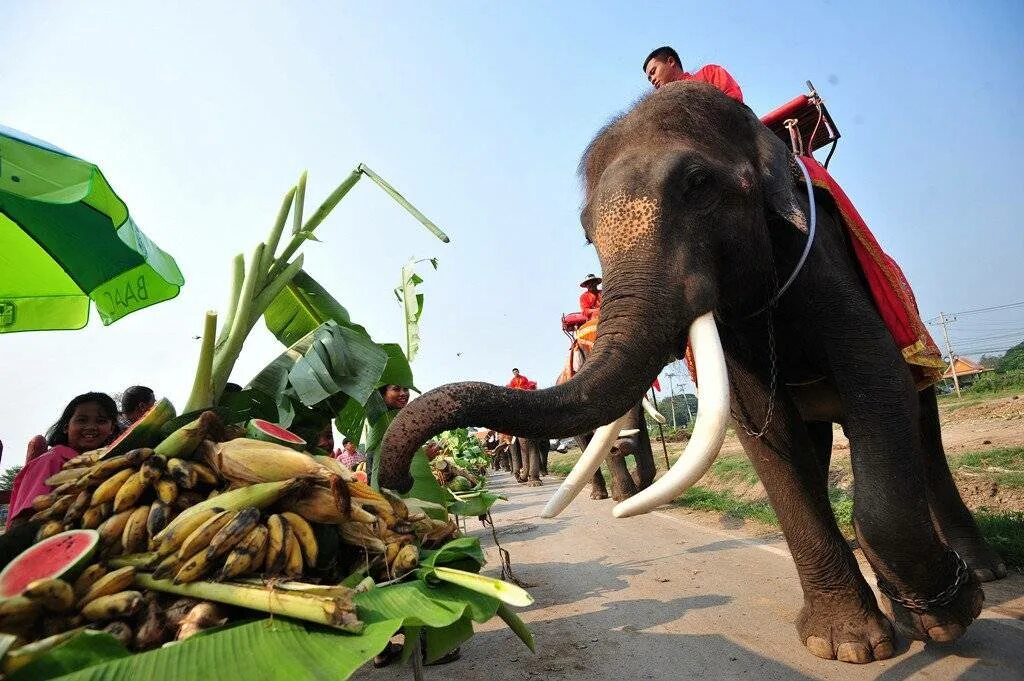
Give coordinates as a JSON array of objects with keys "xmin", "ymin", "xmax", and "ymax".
[
  {"xmin": 996, "ymin": 341, "xmax": 1024, "ymax": 373},
  {"xmin": 979, "ymin": 354, "xmax": 1002, "ymax": 370},
  {"xmin": 0, "ymin": 465, "xmax": 22, "ymax": 492}
]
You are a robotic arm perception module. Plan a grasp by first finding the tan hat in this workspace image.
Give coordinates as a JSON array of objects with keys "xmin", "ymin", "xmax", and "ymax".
[{"xmin": 580, "ymin": 273, "xmax": 602, "ymax": 287}]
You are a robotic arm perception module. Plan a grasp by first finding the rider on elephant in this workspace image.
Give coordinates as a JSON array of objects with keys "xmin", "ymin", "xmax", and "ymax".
[
  {"xmin": 643, "ymin": 45, "xmax": 743, "ymax": 101},
  {"xmin": 507, "ymin": 368, "xmax": 536, "ymax": 390},
  {"xmin": 579, "ymin": 273, "xmax": 602, "ymax": 320}
]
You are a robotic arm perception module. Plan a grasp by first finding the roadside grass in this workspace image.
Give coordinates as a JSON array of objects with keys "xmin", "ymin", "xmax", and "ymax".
[
  {"xmin": 949, "ymin": 447, "xmax": 1024, "ymax": 488},
  {"xmin": 974, "ymin": 511, "xmax": 1024, "ymax": 568},
  {"xmin": 938, "ymin": 386, "xmax": 1023, "ymax": 412}
]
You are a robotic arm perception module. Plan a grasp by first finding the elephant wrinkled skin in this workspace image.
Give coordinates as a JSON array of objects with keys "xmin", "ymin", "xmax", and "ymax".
[{"xmin": 379, "ymin": 82, "xmax": 1003, "ymax": 663}]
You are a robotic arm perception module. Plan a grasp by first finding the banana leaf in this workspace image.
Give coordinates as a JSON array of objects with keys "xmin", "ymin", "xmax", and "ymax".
[
  {"xmin": 420, "ymin": 536, "xmax": 486, "ymax": 571},
  {"xmin": 7, "ymin": 631, "xmax": 129, "ymax": 681},
  {"xmin": 263, "ymin": 269, "xmax": 352, "ymax": 347},
  {"xmin": 394, "ymin": 258, "xmax": 437, "ymax": 362},
  {"xmin": 447, "ymin": 490, "xmax": 506, "ymax": 518}
]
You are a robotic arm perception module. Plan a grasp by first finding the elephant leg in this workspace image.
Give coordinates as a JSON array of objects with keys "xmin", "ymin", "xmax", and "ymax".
[
  {"xmin": 728, "ymin": 357, "xmax": 894, "ymax": 664},
  {"xmin": 631, "ymin": 404, "xmax": 657, "ymax": 490},
  {"xmin": 510, "ymin": 440, "xmax": 526, "ymax": 483},
  {"xmin": 607, "ymin": 444, "xmax": 639, "ymax": 501},
  {"xmin": 526, "ymin": 440, "xmax": 543, "ymax": 487},
  {"xmin": 590, "ymin": 469, "xmax": 610, "ymax": 499},
  {"xmin": 917, "ymin": 387, "xmax": 1006, "ymax": 581},
  {"xmin": 805, "ymin": 421, "xmax": 834, "ymax": 480},
  {"xmin": 539, "ymin": 440, "xmax": 549, "ymax": 476}
]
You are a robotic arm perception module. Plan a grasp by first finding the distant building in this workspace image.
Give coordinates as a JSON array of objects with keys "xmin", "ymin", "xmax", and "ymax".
[{"xmin": 942, "ymin": 357, "xmax": 993, "ymax": 388}]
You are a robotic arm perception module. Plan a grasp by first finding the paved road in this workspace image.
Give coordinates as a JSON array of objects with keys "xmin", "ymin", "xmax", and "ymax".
[{"xmin": 361, "ymin": 472, "xmax": 1024, "ymax": 680}]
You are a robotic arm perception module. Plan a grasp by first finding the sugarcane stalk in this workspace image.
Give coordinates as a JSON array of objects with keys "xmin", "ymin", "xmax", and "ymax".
[
  {"xmin": 216, "ymin": 255, "xmax": 246, "ymax": 349},
  {"xmin": 292, "ymin": 171, "xmax": 307, "ymax": 235},
  {"xmin": 135, "ymin": 573, "xmax": 363, "ymax": 632},
  {"xmin": 260, "ymin": 186, "xmax": 296, "ymax": 283},
  {"xmin": 184, "ymin": 311, "xmax": 219, "ymax": 412}
]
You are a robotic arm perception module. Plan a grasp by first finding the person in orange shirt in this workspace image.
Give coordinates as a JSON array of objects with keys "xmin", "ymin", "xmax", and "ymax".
[
  {"xmin": 643, "ymin": 46, "xmax": 743, "ymax": 102},
  {"xmin": 579, "ymin": 273, "xmax": 602, "ymax": 320},
  {"xmin": 507, "ymin": 368, "xmax": 535, "ymax": 390}
]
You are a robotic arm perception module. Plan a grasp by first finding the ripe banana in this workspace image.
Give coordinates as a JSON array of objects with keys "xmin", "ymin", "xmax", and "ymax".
[
  {"xmin": 154, "ymin": 507, "xmax": 222, "ymax": 558},
  {"xmin": 284, "ymin": 526, "xmax": 303, "ymax": 578},
  {"xmin": 178, "ymin": 510, "xmax": 235, "ymax": 561},
  {"xmin": 83, "ymin": 448, "xmax": 151, "ymax": 484},
  {"xmin": 102, "ymin": 620, "xmax": 135, "ymax": 648},
  {"xmin": 168, "ymin": 458, "xmax": 198, "ymax": 489},
  {"xmin": 82, "ymin": 590, "xmax": 143, "ymax": 622},
  {"xmin": 63, "ymin": 490, "xmax": 92, "ymax": 524},
  {"xmin": 35, "ymin": 520, "xmax": 64, "ymax": 542},
  {"xmin": 173, "ymin": 548, "xmax": 213, "ymax": 584},
  {"xmin": 90, "ymin": 468, "xmax": 135, "ymax": 506},
  {"xmin": 98, "ymin": 509, "xmax": 134, "ymax": 547},
  {"xmin": 121, "ymin": 505, "xmax": 151, "ymax": 554},
  {"xmin": 30, "ymin": 494, "xmax": 74, "ymax": 522},
  {"xmin": 73, "ymin": 564, "xmax": 107, "ymax": 599},
  {"xmin": 192, "ymin": 461, "xmax": 220, "ymax": 486},
  {"xmin": 155, "ymin": 477, "xmax": 179, "ymax": 505},
  {"xmin": 391, "ymin": 544, "xmax": 419, "ymax": 573},
  {"xmin": 264, "ymin": 514, "xmax": 287, "ymax": 575},
  {"xmin": 31, "ymin": 491, "xmax": 59, "ymax": 512},
  {"xmin": 81, "ymin": 502, "xmax": 112, "ymax": 529},
  {"xmin": 113, "ymin": 471, "xmax": 149, "ymax": 513},
  {"xmin": 218, "ymin": 524, "xmax": 269, "ymax": 580},
  {"xmin": 385, "ymin": 541, "xmax": 401, "ymax": 566},
  {"xmin": 24, "ymin": 578, "xmax": 75, "ymax": 612},
  {"xmin": 0, "ymin": 596, "xmax": 41, "ymax": 629},
  {"xmin": 151, "ymin": 552, "xmax": 180, "ymax": 581},
  {"xmin": 281, "ymin": 512, "xmax": 318, "ymax": 567},
  {"xmin": 79, "ymin": 566, "xmax": 137, "ymax": 608},
  {"xmin": 206, "ymin": 507, "xmax": 260, "ymax": 561},
  {"xmin": 147, "ymin": 501, "xmax": 173, "ymax": 546},
  {"xmin": 140, "ymin": 455, "xmax": 166, "ymax": 482}
]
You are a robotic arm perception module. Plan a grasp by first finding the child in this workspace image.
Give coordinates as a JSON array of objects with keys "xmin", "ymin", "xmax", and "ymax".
[{"xmin": 7, "ymin": 392, "xmax": 122, "ymax": 528}]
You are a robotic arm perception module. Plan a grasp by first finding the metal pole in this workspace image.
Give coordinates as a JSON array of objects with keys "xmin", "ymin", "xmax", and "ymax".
[
  {"xmin": 679, "ymin": 364, "xmax": 694, "ymax": 424},
  {"xmin": 938, "ymin": 311, "xmax": 961, "ymax": 397},
  {"xmin": 666, "ymin": 372, "xmax": 678, "ymax": 428},
  {"xmin": 649, "ymin": 387, "xmax": 672, "ymax": 470}
]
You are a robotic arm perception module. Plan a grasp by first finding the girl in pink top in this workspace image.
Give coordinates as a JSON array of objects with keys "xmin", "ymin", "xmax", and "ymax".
[{"xmin": 7, "ymin": 393, "xmax": 122, "ymax": 528}]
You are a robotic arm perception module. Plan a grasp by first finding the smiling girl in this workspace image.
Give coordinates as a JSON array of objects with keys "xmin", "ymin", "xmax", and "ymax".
[{"xmin": 6, "ymin": 392, "xmax": 122, "ymax": 528}]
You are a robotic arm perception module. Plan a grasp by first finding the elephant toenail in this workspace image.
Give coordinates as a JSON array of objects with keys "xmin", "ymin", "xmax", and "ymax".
[
  {"xmin": 836, "ymin": 642, "xmax": 871, "ymax": 664},
  {"xmin": 873, "ymin": 640, "xmax": 895, "ymax": 660},
  {"xmin": 971, "ymin": 591, "xmax": 985, "ymax": 618},
  {"xmin": 805, "ymin": 636, "xmax": 835, "ymax": 660},
  {"xmin": 972, "ymin": 568, "xmax": 995, "ymax": 582},
  {"xmin": 927, "ymin": 623, "xmax": 965, "ymax": 642}
]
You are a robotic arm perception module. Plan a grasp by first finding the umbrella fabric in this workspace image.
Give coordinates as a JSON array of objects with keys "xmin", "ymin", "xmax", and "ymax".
[{"xmin": 0, "ymin": 124, "xmax": 184, "ymax": 333}]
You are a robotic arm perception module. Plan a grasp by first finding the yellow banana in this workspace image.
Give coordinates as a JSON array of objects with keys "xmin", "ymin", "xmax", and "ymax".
[
  {"xmin": 173, "ymin": 549, "xmax": 213, "ymax": 584},
  {"xmin": 155, "ymin": 477, "xmax": 179, "ymax": 505},
  {"xmin": 0, "ymin": 596, "xmax": 41, "ymax": 629},
  {"xmin": 284, "ymin": 526, "xmax": 303, "ymax": 578},
  {"xmin": 97, "ymin": 509, "xmax": 134, "ymax": 547},
  {"xmin": 167, "ymin": 458, "xmax": 198, "ymax": 489},
  {"xmin": 154, "ymin": 507, "xmax": 222, "ymax": 558},
  {"xmin": 90, "ymin": 468, "xmax": 135, "ymax": 506},
  {"xmin": 82, "ymin": 590, "xmax": 143, "ymax": 622},
  {"xmin": 121, "ymin": 505, "xmax": 151, "ymax": 554},
  {"xmin": 206, "ymin": 507, "xmax": 260, "ymax": 561},
  {"xmin": 78, "ymin": 566, "xmax": 137, "ymax": 607},
  {"xmin": 151, "ymin": 552, "xmax": 180, "ymax": 581},
  {"xmin": 113, "ymin": 471, "xmax": 149, "ymax": 513},
  {"xmin": 62, "ymin": 490, "xmax": 92, "ymax": 524},
  {"xmin": 35, "ymin": 520, "xmax": 64, "ymax": 542},
  {"xmin": 177, "ymin": 510, "xmax": 235, "ymax": 561},
  {"xmin": 31, "ymin": 491, "xmax": 60, "ymax": 512},
  {"xmin": 24, "ymin": 578, "xmax": 75, "ymax": 612},
  {"xmin": 385, "ymin": 541, "xmax": 401, "ymax": 566},
  {"xmin": 83, "ymin": 448, "xmax": 151, "ymax": 484},
  {"xmin": 139, "ymin": 455, "xmax": 166, "ymax": 482},
  {"xmin": 281, "ymin": 512, "xmax": 318, "ymax": 567},
  {"xmin": 191, "ymin": 461, "xmax": 220, "ymax": 486},
  {"xmin": 45, "ymin": 466, "xmax": 88, "ymax": 488},
  {"xmin": 218, "ymin": 524, "xmax": 269, "ymax": 580},
  {"xmin": 264, "ymin": 515, "xmax": 287, "ymax": 575},
  {"xmin": 30, "ymin": 494, "xmax": 74, "ymax": 522},
  {"xmin": 146, "ymin": 501, "xmax": 172, "ymax": 546},
  {"xmin": 391, "ymin": 544, "xmax": 419, "ymax": 573},
  {"xmin": 72, "ymin": 564, "xmax": 107, "ymax": 600},
  {"xmin": 81, "ymin": 502, "xmax": 112, "ymax": 529}
]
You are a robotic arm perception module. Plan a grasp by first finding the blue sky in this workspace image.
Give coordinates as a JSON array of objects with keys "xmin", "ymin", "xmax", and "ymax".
[{"xmin": 2, "ymin": 1, "xmax": 1022, "ymax": 468}]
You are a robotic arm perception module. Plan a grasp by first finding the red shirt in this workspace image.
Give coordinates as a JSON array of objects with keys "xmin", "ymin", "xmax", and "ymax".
[
  {"xmin": 579, "ymin": 290, "xmax": 601, "ymax": 319},
  {"xmin": 507, "ymin": 375, "xmax": 534, "ymax": 390},
  {"xmin": 674, "ymin": 64, "xmax": 743, "ymax": 102}
]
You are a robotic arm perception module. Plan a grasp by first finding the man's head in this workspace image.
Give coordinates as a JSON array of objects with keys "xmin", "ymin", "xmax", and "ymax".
[
  {"xmin": 342, "ymin": 438, "xmax": 357, "ymax": 452},
  {"xmin": 512, "ymin": 368, "xmax": 520, "ymax": 377},
  {"xmin": 121, "ymin": 385, "xmax": 155, "ymax": 423},
  {"xmin": 643, "ymin": 46, "xmax": 685, "ymax": 89}
]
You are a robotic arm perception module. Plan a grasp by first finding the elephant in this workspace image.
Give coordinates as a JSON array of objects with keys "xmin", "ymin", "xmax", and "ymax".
[
  {"xmin": 379, "ymin": 81, "xmax": 1002, "ymax": 664},
  {"xmin": 509, "ymin": 436, "xmax": 549, "ymax": 486}
]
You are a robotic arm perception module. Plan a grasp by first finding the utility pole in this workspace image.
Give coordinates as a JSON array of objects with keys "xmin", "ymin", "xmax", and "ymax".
[
  {"xmin": 678, "ymin": 363, "xmax": 694, "ymax": 423},
  {"xmin": 937, "ymin": 311, "xmax": 961, "ymax": 397},
  {"xmin": 665, "ymin": 371, "xmax": 678, "ymax": 428}
]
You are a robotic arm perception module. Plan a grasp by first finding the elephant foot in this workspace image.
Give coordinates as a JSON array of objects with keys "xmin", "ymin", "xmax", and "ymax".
[
  {"xmin": 590, "ymin": 488, "xmax": 609, "ymax": 500},
  {"xmin": 526, "ymin": 479, "xmax": 543, "ymax": 487},
  {"xmin": 516, "ymin": 476, "xmax": 528, "ymax": 484},
  {"xmin": 797, "ymin": 594, "xmax": 895, "ymax": 664},
  {"xmin": 877, "ymin": 570, "xmax": 984, "ymax": 644},
  {"xmin": 943, "ymin": 534, "xmax": 1007, "ymax": 582}
]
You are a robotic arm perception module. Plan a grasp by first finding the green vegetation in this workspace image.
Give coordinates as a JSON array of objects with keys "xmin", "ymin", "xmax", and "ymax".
[
  {"xmin": 710, "ymin": 456, "xmax": 759, "ymax": 484},
  {"xmin": 0, "ymin": 465, "xmax": 22, "ymax": 492},
  {"xmin": 996, "ymin": 341, "xmax": 1024, "ymax": 373},
  {"xmin": 673, "ymin": 487, "xmax": 778, "ymax": 525},
  {"xmin": 949, "ymin": 447, "xmax": 1024, "ymax": 488},
  {"xmin": 962, "ymin": 370, "xmax": 1024, "ymax": 394},
  {"xmin": 975, "ymin": 511, "xmax": 1024, "ymax": 568}
]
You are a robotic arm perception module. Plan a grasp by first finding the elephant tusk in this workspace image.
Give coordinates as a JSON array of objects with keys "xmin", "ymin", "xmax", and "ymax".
[
  {"xmin": 613, "ymin": 313, "xmax": 729, "ymax": 518},
  {"xmin": 642, "ymin": 397, "xmax": 667, "ymax": 424},
  {"xmin": 541, "ymin": 412, "xmax": 633, "ymax": 518},
  {"xmin": 618, "ymin": 428, "xmax": 640, "ymax": 437}
]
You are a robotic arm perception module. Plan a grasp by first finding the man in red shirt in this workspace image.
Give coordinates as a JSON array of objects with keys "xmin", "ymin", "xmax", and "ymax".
[
  {"xmin": 579, "ymin": 273, "xmax": 602, "ymax": 320},
  {"xmin": 507, "ymin": 368, "xmax": 536, "ymax": 390},
  {"xmin": 643, "ymin": 46, "xmax": 743, "ymax": 102}
]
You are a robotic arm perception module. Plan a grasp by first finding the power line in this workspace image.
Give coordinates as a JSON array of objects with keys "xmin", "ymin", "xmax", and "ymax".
[{"xmin": 927, "ymin": 300, "xmax": 1024, "ymax": 323}]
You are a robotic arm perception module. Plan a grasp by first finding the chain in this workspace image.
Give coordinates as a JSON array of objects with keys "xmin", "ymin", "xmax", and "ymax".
[
  {"xmin": 732, "ymin": 303, "xmax": 779, "ymax": 439},
  {"xmin": 875, "ymin": 550, "xmax": 970, "ymax": 613}
]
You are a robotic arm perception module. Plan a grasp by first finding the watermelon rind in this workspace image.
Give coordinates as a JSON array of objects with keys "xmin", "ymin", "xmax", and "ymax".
[
  {"xmin": 103, "ymin": 398, "xmax": 176, "ymax": 459},
  {"xmin": 0, "ymin": 530, "xmax": 99, "ymax": 598},
  {"xmin": 245, "ymin": 419, "xmax": 307, "ymax": 452}
]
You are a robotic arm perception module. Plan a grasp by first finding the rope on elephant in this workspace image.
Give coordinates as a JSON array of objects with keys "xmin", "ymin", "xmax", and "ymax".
[{"xmin": 481, "ymin": 511, "xmax": 533, "ymax": 588}]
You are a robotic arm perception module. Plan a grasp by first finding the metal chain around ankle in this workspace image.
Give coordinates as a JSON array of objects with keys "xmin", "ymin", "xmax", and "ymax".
[
  {"xmin": 733, "ymin": 304, "xmax": 779, "ymax": 439},
  {"xmin": 875, "ymin": 550, "xmax": 971, "ymax": 614}
]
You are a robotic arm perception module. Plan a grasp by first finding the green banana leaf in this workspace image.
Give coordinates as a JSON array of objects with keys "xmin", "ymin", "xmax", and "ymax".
[
  {"xmin": 420, "ymin": 536, "xmax": 486, "ymax": 571},
  {"xmin": 448, "ymin": 490, "xmax": 506, "ymax": 518},
  {"xmin": 393, "ymin": 258, "xmax": 437, "ymax": 362},
  {"xmin": 7, "ymin": 631, "xmax": 129, "ymax": 681}
]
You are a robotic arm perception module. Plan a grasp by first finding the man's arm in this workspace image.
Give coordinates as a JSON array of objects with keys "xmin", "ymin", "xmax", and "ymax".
[{"xmin": 697, "ymin": 64, "xmax": 743, "ymax": 102}]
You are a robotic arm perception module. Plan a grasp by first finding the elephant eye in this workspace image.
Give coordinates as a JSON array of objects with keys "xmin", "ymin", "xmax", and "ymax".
[{"xmin": 684, "ymin": 169, "xmax": 710, "ymax": 192}]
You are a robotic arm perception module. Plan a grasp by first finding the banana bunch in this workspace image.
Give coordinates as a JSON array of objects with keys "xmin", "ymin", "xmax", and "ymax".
[{"xmin": 31, "ymin": 447, "xmax": 224, "ymax": 551}]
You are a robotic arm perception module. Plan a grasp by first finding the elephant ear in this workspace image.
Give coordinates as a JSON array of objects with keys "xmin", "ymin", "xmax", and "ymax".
[{"xmin": 750, "ymin": 112, "xmax": 808, "ymax": 234}]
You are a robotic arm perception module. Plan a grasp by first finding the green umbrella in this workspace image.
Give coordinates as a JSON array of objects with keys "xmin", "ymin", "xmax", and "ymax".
[{"xmin": 0, "ymin": 124, "xmax": 184, "ymax": 333}]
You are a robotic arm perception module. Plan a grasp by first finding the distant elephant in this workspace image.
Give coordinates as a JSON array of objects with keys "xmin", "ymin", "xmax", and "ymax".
[
  {"xmin": 509, "ymin": 436, "xmax": 548, "ymax": 486},
  {"xmin": 380, "ymin": 82, "xmax": 1000, "ymax": 664}
]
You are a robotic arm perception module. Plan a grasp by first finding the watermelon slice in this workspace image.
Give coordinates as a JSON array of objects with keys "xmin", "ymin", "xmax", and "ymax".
[
  {"xmin": 245, "ymin": 419, "xmax": 307, "ymax": 451},
  {"xmin": 0, "ymin": 530, "xmax": 99, "ymax": 598},
  {"xmin": 104, "ymin": 398, "xmax": 176, "ymax": 458}
]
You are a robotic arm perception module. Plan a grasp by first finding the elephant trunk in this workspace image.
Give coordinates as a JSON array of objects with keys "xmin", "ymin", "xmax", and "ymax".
[{"xmin": 378, "ymin": 287, "xmax": 675, "ymax": 492}]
